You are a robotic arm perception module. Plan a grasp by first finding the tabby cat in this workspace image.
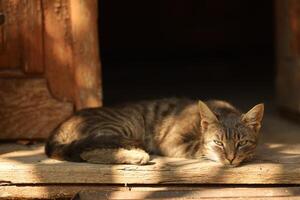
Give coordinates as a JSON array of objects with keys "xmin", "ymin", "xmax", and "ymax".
[{"xmin": 45, "ymin": 98, "xmax": 264, "ymax": 167}]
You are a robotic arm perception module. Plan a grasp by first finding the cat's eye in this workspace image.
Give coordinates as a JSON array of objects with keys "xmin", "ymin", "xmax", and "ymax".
[
  {"xmin": 213, "ymin": 140, "xmax": 223, "ymax": 146},
  {"xmin": 238, "ymin": 140, "xmax": 248, "ymax": 147}
]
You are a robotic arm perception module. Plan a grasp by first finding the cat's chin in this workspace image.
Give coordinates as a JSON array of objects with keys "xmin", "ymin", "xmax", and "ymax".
[
  {"xmin": 219, "ymin": 159, "xmax": 243, "ymax": 167},
  {"xmin": 206, "ymin": 159, "xmax": 241, "ymax": 167},
  {"xmin": 223, "ymin": 163, "xmax": 240, "ymax": 168},
  {"xmin": 204, "ymin": 154, "xmax": 245, "ymax": 167}
]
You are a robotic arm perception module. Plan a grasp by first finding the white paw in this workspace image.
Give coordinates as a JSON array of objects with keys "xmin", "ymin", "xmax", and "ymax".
[{"xmin": 130, "ymin": 151, "xmax": 150, "ymax": 165}]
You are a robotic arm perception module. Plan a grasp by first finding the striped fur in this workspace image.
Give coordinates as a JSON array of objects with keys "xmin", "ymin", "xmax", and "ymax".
[{"xmin": 45, "ymin": 98, "xmax": 264, "ymax": 166}]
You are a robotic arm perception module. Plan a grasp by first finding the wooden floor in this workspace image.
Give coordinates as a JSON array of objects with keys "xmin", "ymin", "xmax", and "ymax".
[{"xmin": 1, "ymin": 109, "xmax": 300, "ymax": 199}]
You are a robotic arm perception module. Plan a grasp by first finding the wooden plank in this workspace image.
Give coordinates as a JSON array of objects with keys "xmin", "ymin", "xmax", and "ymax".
[
  {"xmin": 0, "ymin": 141, "xmax": 300, "ymax": 184},
  {"xmin": 74, "ymin": 197, "xmax": 300, "ymax": 200},
  {"xmin": 74, "ymin": 189, "xmax": 300, "ymax": 200},
  {"xmin": 0, "ymin": 78, "xmax": 73, "ymax": 139},
  {"xmin": 1, "ymin": 185, "xmax": 300, "ymax": 199},
  {"xmin": 43, "ymin": 0, "xmax": 102, "ymax": 109},
  {"xmin": 20, "ymin": 0, "xmax": 44, "ymax": 74},
  {"xmin": 69, "ymin": 0, "xmax": 102, "ymax": 109},
  {"xmin": 43, "ymin": 0, "xmax": 74, "ymax": 102},
  {"xmin": 0, "ymin": 0, "xmax": 22, "ymax": 69},
  {"xmin": 74, "ymin": 196, "xmax": 300, "ymax": 200}
]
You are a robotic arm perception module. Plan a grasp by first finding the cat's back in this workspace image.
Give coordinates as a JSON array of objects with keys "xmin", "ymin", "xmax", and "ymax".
[
  {"xmin": 74, "ymin": 98, "xmax": 194, "ymax": 125},
  {"xmin": 133, "ymin": 97, "xmax": 195, "ymax": 120},
  {"xmin": 48, "ymin": 98, "xmax": 194, "ymax": 141}
]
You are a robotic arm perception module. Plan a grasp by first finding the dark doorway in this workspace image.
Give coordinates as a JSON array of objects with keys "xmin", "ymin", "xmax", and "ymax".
[{"xmin": 99, "ymin": 0, "xmax": 275, "ymax": 109}]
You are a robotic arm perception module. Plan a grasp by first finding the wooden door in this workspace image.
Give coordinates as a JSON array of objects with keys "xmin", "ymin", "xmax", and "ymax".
[
  {"xmin": 0, "ymin": 0, "xmax": 102, "ymax": 139},
  {"xmin": 276, "ymin": 0, "xmax": 300, "ymax": 116}
]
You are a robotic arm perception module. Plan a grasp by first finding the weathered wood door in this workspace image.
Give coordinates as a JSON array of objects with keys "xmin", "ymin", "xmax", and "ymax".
[
  {"xmin": 0, "ymin": 0, "xmax": 102, "ymax": 139},
  {"xmin": 276, "ymin": 0, "xmax": 300, "ymax": 116}
]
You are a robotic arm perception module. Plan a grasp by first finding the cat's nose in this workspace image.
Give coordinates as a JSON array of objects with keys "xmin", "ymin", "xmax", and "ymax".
[
  {"xmin": 227, "ymin": 158, "xmax": 234, "ymax": 164},
  {"xmin": 226, "ymin": 155, "xmax": 235, "ymax": 164}
]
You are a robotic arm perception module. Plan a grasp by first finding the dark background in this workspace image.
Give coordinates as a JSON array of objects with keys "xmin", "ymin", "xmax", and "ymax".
[{"xmin": 99, "ymin": 0, "xmax": 275, "ymax": 107}]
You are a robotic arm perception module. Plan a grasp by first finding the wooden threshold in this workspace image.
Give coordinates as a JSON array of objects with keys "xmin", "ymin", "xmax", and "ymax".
[
  {"xmin": 1, "ymin": 185, "xmax": 300, "ymax": 199},
  {"xmin": 0, "ymin": 142, "xmax": 300, "ymax": 185},
  {"xmin": 0, "ymin": 110, "xmax": 300, "ymax": 199}
]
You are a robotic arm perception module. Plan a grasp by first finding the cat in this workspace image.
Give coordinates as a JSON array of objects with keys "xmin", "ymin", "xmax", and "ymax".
[{"xmin": 45, "ymin": 98, "xmax": 264, "ymax": 167}]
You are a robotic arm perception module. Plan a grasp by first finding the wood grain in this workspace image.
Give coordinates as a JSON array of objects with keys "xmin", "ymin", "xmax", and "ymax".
[
  {"xmin": 20, "ymin": 0, "xmax": 44, "ymax": 74},
  {"xmin": 43, "ymin": 0, "xmax": 102, "ymax": 109},
  {"xmin": 0, "ymin": 78, "xmax": 73, "ymax": 139},
  {"xmin": 70, "ymin": 0, "xmax": 102, "ymax": 109},
  {"xmin": 1, "ymin": 186, "xmax": 300, "ymax": 199},
  {"xmin": 0, "ymin": 0, "xmax": 44, "ymax": 74},
  {"xmin": 74, "ymin": 189, "xmax": 300, "ymax": 200},
  {"xmin": 43, "ymin": 0, "xmax": 74, "ymax": 102},
  {"xmin": 0, "ymin": 0, "xmax": 22, "ymax": 69}
]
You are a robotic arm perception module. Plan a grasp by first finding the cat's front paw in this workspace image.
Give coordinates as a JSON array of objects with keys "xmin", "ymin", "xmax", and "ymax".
[
  {"xmin": 126, "ymin": 148, "xmax": 150, "ymax": 165},
  {"xmin": 81, "ymin": 148, "xmax": 150, "ymax": 165}
]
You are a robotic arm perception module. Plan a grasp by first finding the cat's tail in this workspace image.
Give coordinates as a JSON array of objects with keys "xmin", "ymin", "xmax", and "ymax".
[
  {"xmin": 45, "ymin": 126, "xmax": 111, "ymax": 162},
  {"xmin": 45, "ymin": 140, "xmax": 72, "ymax": 161},
  {"xmin": 45, "ymin": 121, "xmax": 150, "ymax": 164},
  {"xmin": 45, "ymin": 116, "xmax": 88, "ymax": 162},
  {"xmin": 44, "ymin": 127, "xmax": 82, "ymax": 162}
]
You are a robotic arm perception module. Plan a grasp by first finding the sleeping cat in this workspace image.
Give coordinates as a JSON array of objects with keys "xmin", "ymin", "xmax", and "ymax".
[{"xmin": 45, "ymin": 98, "xmax": 264, "ymax": 167}]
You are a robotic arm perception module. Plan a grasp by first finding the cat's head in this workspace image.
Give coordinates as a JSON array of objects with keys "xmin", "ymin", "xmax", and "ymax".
[{"xmin": 198, "ymin": 100, "xmax": 264, "ymax": 167}]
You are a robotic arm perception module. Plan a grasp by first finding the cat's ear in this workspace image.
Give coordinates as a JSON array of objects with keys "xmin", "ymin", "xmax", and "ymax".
[
  {"xmin": 198, "ymin": 100, "xmax": 218, "ymax": 131},
  {"xmin": 242, "ymin": 103, "xmax": 264, "ymax": 133}
]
